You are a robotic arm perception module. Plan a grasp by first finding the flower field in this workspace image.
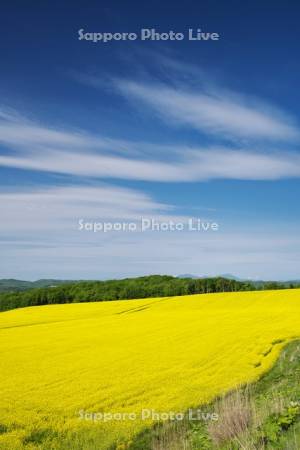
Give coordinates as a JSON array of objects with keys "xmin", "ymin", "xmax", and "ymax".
[{"xmin": 1, "ymin": 289, "xmax": 300, "ymax": 449}]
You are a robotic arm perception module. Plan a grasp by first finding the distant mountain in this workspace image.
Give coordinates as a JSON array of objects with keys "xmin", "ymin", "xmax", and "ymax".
[
  {"xmin": 178, "ymin": 273, "xmax": 242, "ymax": 280},
  {"xmin": 0, "ymin": 279, "xmax": 77, "ymax": 293},
  {"xmin": 177, "ymin": 274, "xmax": 300, "ymax": 285},
  {"xmin": 177, "ymin": 274, "xmax": 201, "ymax": 279},
  {"xmin": 219, "ymin": 274, "xmax": 243, "ymax": 281}
]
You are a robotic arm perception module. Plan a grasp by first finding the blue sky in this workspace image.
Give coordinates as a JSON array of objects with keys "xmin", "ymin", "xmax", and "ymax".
[{"xmin": 0, "ymin": 0, "xmax": 300, "ymax": 280}]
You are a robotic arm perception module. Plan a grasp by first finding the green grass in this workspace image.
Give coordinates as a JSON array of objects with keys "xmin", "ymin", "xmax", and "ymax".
[{"xmin": 128, "ymin": 340, "xmax": 300, "ymax": 450}]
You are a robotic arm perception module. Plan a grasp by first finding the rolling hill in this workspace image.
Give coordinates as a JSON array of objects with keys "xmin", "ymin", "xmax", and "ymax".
[
  {"xmin": 1, "ymin": 289, "xmax": 300, "ymax": 449},
  {"xmin": 0, "ymin": 279, "xmax": 76, "ymax": 292}
]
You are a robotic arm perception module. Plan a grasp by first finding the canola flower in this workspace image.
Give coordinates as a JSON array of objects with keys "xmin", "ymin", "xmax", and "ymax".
[{"xmin": 1, "ymin": 289, "xmax": 300, "ymax": 449}]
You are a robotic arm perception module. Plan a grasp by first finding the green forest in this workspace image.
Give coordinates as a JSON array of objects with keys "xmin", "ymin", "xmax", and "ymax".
[{"xmin": 0, "ymin": 275, "xmax": 297, "ymax": 312}]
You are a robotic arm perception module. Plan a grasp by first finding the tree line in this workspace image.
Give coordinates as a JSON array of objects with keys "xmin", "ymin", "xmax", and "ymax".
[{"xmin": 0, "ymin": 275, "xmax": 297, "ymax": 312}]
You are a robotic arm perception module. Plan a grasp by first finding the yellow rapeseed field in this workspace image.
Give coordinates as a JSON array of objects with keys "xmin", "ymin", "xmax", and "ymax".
[{"xmin": 1, "ymin": 289, "xmax": 300, "ymax": 449}]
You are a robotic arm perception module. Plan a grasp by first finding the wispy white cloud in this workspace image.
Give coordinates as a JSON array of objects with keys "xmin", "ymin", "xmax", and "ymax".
[
  {"xmin": 185, "ymin": 148, "xmax": 300, "ymax": 180},
  {"xmin": 1, "ymin": 107, "xmax": 300, "ymax": 182},
  {"xmin": 0, "ymin": 122, "xmax": 91, "ymax": 148},
  {"xmin": 116, "ymin": 80, "xmax": 300, "ymax": 142},
  {"xmin": 1, "ymin": 144, "xmax": 300, "ymax": 182},
  {"xmin": 0, "ymin": 149, "xmax": 183, "ymax": 181},
  {"xmin": 0, "ymin": 184, "xmax": 174, "ymax": 233},
  {"xmin": 76, "ymin": 51, "xmax": 300, "ymax": 142}
]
